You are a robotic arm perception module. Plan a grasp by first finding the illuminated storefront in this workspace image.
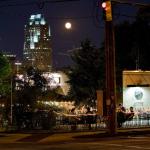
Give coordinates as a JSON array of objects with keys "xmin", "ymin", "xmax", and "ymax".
[{"xmin": 123, "ymin": 70, "xmax": 150, "ymax": 112}]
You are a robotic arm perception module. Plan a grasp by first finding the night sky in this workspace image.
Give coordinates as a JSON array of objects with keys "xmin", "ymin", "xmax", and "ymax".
[{"xmin": 0, "ymin": 0, "xmax": 149, "ymax": 68}]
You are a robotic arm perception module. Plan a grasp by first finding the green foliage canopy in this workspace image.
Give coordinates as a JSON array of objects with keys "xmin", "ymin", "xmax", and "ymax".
[
  {"xmin": 0, "ymin": 53, "xmax": 11, "ymax": 79},
  {"xmin": 115, "ymin": 6, "xmax": 150, "ymax": 89},
  {"xmin": 15, "ymin": 67, "xmax": 47, "ymax": 109},
  {"xmin": 67, "ymin": 39, "xmax": 105, "ymax": 105},
  {"xmin": 0, "ymin": 53, "xmax": 11, "ymax": 96}
]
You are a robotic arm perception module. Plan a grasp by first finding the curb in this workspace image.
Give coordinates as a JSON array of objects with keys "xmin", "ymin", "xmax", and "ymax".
[{"xmin": 73, "ymin": 128, "xmax": 150, "ymax": 139}]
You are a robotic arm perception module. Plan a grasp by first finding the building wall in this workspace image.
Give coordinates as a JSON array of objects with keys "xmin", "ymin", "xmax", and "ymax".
[
  {"xmin": 123, "ymin": 70, "xmax": 150, "ymax": 111},
  {"xmin": 42, "ymin": 71, "xmax": 70, "ymax": 95}
]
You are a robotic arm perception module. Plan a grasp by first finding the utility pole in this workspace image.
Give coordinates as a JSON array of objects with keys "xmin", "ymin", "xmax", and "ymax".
[
  {"xmin": 101, "ymin": 0, "xmax": 116, "ymax": 135},
  {"xmin": 100, "ymin": 0, "xmax": 150, "ymax": 135}
]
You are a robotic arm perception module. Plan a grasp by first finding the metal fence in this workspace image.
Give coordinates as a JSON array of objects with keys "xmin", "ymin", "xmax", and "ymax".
[
  {"xmin": 54, "ymin": 113, "xmax": 150, "ymax": 131},
  {"xmin": 1, "ymin": 112, "xmax": 150, "ymax": 131},
  {"xmin": 122, "ymin": 113, "xmax": 150, "ymax": 128}
]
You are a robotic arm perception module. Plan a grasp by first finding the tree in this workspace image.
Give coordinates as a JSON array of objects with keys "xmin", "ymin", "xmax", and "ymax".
[
  {"xmin": 0, "ymin": 53, "xmax": 11, "ymax": 97},
  {"xmin": 14, "ymin": 67, "xmax": 47, "ymax": 109},
  {"xmin": 114, "ymin": 6, "xmax": 150, "ymax": 102},
  {"xmin": 67, "ymin": 39, "xmax": 105, "ymax": 105},
  {"xmin": 132, "ymin": 6, "xmax": 150, "ymax": 70},
  {"xmin": 115, "ymin": 21, "xmax": 134, "ymax": 97},
  {"xmin": 0, "ymin": 53, "xmax": 11, "ymax": 79},
  {"xmin": 13, "ymin": 67, "xmax": 49, "ymax": 129},
  {"xmin": 115, "ymin": 6, "xmax": 150, "ymax": 72}
]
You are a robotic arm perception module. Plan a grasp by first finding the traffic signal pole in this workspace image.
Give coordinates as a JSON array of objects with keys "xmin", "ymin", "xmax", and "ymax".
[
  {"xmin": 102, "ymin": 0, "xmax": 117, "ymax": 135},
  {"xmin": 105, "ymin": 20, "xmax": 116, "ymax": 135}
]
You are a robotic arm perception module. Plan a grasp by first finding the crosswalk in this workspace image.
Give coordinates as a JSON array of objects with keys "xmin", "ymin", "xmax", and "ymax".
[
  {"xmin": 0, "ymin": 134, "xmax": 31, "ymax": 143},
  {"xmin": 0, "ymin": 133, "xmax": 64, "ymax": 143}
]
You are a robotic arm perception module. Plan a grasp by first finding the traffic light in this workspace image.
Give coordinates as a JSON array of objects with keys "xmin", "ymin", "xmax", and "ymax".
[{"xmin": 101, "ymin": 0, "xmax": 112, "ymax": 21}]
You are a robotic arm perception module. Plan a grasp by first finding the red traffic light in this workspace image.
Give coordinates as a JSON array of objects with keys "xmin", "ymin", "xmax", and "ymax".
[
  {"xmin": 102, "ymin": 2, "xmax": 107, "ymax": 9},
  {"xmin": 101, "ymin": 0, "xmax": 112, "ymax": 21}
]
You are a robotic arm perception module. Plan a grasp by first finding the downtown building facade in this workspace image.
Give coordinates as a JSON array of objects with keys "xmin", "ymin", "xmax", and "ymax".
[
  {"xmin": 22, "ymin": 14, "xmax": 70, "ymax": 96},
  {"xmin": 23, "ymin": 14, "xmax": 52, "ymax": 72}
]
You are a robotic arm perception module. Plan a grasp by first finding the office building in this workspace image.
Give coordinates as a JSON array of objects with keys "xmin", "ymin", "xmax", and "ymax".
[{"xmin": 23, "ymin": 14, "xmax": 52, "ymax": 72}]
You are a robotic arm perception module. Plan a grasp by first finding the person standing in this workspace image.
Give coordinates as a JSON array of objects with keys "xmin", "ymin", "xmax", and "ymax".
[
  {"xmin": 86, "ymin": 107, "xmax": 93, "ymax": 130},
  {"xmin": 117, "ymin": 104, "xmax": 126, "ymax": 128}
]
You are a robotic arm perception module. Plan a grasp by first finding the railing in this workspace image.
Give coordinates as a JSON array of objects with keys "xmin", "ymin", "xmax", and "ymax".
[
  {"xmin": 122, "ymin": 113, "xmax": 150, "ymax": 128},
  {"xmin": 2, "ymin": 111, "xmax": 150, "ymax": 131},
  {"xmin": 54, "ymin": 112, "xmax": 150, "ymax": 131}
]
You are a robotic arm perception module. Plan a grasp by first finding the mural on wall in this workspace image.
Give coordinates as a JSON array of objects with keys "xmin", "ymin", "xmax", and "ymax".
[{"xmin": 123, "ymin": 87, "xmax": 150, "ymax": 111}]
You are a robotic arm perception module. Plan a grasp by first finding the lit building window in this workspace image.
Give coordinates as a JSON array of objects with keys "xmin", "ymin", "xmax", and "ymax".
[
  {"xmin": 36, "ymin": 30, "xmax": 40, "ymax": 35},
  {"xmin": 34, "ymin": 35, "xmax": 38, "ymax": 42},
  {"xmin": 30, "ymin": 15, "xmax": 35, "ymax": 20},
  {"xmin": 41, "ymin": 18, "xmax": 46, "ymax": 25},
  {"xmin": 29, "ymin": 22, "xmax": 33, "ymax": 25},
  {"xmin": 36, "ymin": 14, "xmax": 41, "ymax": 19},
  {"xmin": 35, "ymin": 21, "xmax": 39, "ymax": 25},
  {"xmin": 30, "ymin": 43, "xmax": 35, "ymax": 49}
]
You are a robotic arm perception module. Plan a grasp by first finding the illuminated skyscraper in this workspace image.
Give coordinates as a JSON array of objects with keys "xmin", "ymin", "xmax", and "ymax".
[{"xmin": 23, "ymin": 14, "xmax": 52, "ymax": 71}]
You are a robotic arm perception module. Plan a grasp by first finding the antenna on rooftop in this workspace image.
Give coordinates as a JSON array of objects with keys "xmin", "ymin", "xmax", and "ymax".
[{"xmin": 136, "ymin": 48, "xmax": 140, "ymax": 70}]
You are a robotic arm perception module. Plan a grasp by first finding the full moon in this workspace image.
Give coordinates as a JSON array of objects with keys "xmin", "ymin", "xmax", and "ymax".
[{"xmin": 65, "ymin": 22, "xmax": 72, "ymax": 29}]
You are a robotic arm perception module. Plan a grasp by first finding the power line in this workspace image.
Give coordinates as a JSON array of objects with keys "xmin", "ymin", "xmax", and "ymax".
[
  {"xmin": 0, "ymin": 0, "xmax": 80, "ymax": 8},
  {"xmin": 0, "ymin": 0, "xmax": 17, "ymax": 1},
  {"xmin": 112, "ymin": 0, "xmax": 150, "ymax": 7},
  {"xmin": 114, "ymin": 13, "xmax": 136, "ymax": 19},
  {"xmin": 0, "ymin": 1, "xmax": 35, "ymax": 8}
]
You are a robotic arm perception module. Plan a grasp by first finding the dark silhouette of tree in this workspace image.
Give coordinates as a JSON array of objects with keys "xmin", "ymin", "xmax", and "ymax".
[
  {"xmin": 13, "ymin": 67, "xmax": 49, "ymax": 129},
  {"xmin": 67, "ymin": 39, "xmax": 105, "ymax": 105},
  {"xmin": 0, "ymin": 53, "xmax": 11, "ymax": 97},
  {"xmin": 115, "ymin": 6, "xmax": 150, "ymax": 71},
  {"xmin": 114, "ymin": 6, "xmax": 150, "ymax": 102},
  {"xmin": 132, "ymin": 6, "xmax": 150, "ymax": 70},
  {"xmin": 0, "ymin": 53, "xmax": 11, "ymax": 78},
  {"xmin": 15, "ymin": 67, "xmax": 47, "ymax": 109}
]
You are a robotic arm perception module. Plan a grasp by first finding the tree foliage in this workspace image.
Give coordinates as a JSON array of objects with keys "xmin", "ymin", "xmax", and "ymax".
[
  {"xmin": 67, "ymin": 39, "xmax": 105, "ymax": 105},
  {"xmin": 115, "ymin": 6, "xmax": 150, "ymax": 86},
  {"xmin": 0, "ymin": 53, "xmax": 11, "ymax": 96},
  {"xmin": 14, "ymin": 67, "xmax": 47, "ymax": 109},
  {"xmin": 0, "ymin": 53, "xmax": 11, "ymax": 79}
]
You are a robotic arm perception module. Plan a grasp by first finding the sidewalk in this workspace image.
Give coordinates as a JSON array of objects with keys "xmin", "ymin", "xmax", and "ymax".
[
  {"xmin": 72, "ymin": 127, "xmax": 150, "ymax": 139},
  {"xmin": 1, "ymin": 127, "xmax": 150, "ymax": 144},
  {"xmin": 29, "ymin": 127, "xmax": 150, "ymax": 143}
]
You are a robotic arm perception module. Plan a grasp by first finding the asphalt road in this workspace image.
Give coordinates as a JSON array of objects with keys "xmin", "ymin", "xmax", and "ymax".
[{"xmin": 0, "ymin": 134, "xmax": 150, "ymax": 150}]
